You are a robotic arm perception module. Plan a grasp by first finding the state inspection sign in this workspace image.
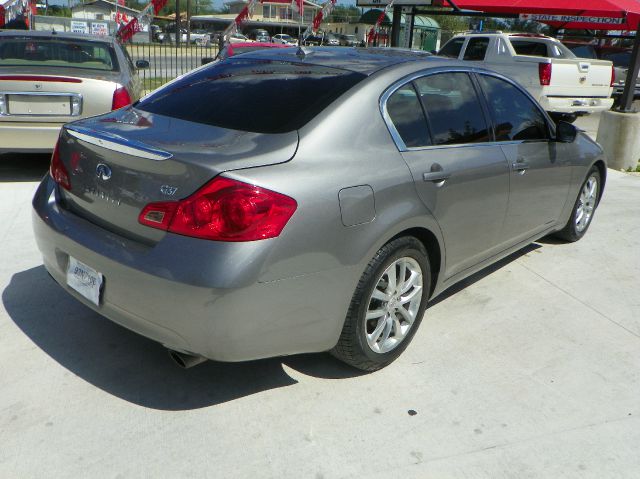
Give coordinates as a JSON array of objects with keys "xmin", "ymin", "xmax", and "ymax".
[{"xmin": 519, "ymin": 13, "xmax": 625, "ymax": 25}]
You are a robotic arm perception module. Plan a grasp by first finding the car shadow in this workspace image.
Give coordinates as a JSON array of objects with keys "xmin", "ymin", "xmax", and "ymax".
[
  {"xmin": 4, "ymin": 244, "xmax": 542, "ymax": 410},
  {"xmin": 0, "ymin": 153, "xmax": 50, "ymax": 182},
  {"xmin": 3, "ymin": 266, "xmax": 367, "ymax": 410}
]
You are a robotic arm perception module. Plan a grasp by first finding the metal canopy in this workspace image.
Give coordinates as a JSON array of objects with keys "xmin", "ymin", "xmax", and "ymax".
[
  {"xmin": 403, "ymin": 0, "xmax": 640, "ymax": 111},
  {"xmin": 441, "ymin": 0, "xmax": 640, "ymax": 30}
]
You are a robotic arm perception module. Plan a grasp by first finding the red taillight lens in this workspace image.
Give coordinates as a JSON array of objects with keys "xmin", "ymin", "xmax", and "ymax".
[
  {"xmin": 49, "ymin": 140, "xmax": 71, "ymax": 190},
  {"xmin": 112, "ymin": 86, "xmax": 132, "ymax": 110},
  {"xmin": 138, "ymin": 177, "xmax": 297, "ymax": 242},
  {"xmin": 538, "ymin": 63, "xmax": 552, "ymax": 86},
  {"xmin": 610, "ymin": 65, "xmax": 616, "ymax": 87}
]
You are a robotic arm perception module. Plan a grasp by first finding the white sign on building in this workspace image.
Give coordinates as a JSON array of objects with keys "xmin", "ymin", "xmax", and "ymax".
[
  {"xmin": 70, "ymin": 20, "xmax": 89, "ymax": 34},
  {"xmin": 91, "ymin": 21, "xmax": 108, "ymax": 35}
]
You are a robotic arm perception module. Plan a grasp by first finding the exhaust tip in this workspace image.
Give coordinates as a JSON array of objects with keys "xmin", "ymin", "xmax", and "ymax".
[{"xmin": 168, "ymin": 350, "xmax": 207, "ymax": 369}]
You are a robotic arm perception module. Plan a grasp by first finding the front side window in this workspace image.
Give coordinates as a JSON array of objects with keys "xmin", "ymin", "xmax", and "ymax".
[
  {"xmin": 414, "ymin": 72, "xmax": 490, "ymax": 145},
  {"xmin": 386, "ymin": 84, "xmax": 431, "ymax": 148},
  {"xmin": 463, "ymin": 37, "xmax": 489, "ymax": 61},
  {"xmin": 477, "ymin": 75, "xmax": 549, "ymax": 141},
  {"xmin": 439, "ymin": 38, "xmax": 465, "ymax": 58}
]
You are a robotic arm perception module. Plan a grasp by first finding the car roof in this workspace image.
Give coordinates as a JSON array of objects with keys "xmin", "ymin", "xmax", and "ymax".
[
  {"xmin": 0, "ymin": 29, "xmax": 115, "ymax": 43},
  {"xmin": 235, "ymin": 46, "xmax": 449, "ymax": 75}
]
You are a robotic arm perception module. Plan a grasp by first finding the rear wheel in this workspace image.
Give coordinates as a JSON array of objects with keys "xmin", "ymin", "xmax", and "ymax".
[
  {"xmin": 555, "ymin": 166, "xmax": 601, "ymax": 242},
  {"xmin": 331, "ymin": 237, "xmax": 431, "ymax": 371}
]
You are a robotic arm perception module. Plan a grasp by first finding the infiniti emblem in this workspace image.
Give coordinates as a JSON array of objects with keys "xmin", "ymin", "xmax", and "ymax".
[{"xmin": 96, "ymin": 163, "xmax": 112, "ymax": 181}]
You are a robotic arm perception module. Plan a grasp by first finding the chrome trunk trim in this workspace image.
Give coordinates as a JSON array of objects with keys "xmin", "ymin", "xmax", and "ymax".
[{"xmin": 66, "ymin": 126, "xmax": 173, "ymax": 161}]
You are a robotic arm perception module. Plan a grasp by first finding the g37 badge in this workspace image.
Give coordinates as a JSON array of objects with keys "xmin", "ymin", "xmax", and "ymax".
[{"xmin": 160, "ymin": 185, "xmax": 178, "ymax": 196}]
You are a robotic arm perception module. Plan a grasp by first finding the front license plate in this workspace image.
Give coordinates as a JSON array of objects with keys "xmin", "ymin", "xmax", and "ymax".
[{"xmin": 66, "ymin": 257, "xmax": 103, "ymax": 306}]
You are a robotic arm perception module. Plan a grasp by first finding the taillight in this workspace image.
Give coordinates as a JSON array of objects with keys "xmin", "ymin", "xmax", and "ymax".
[
  {"xmin": 139, "ymin": 177, "xmax": 297, "ymax": 242},
  {"xmin": 538, "ymin": 63, "xmax": 552, "ymax": 86},
  {"xmin": 610, "ymin": 65, "xmax": 616, "ymax": 86},
  {"xmin": 112, "ymin": 86, "xmax": 132, "ymax": 110},
  {"xmin": 49, "ymin": 140, "xmax": 71, "ymax": 191}
]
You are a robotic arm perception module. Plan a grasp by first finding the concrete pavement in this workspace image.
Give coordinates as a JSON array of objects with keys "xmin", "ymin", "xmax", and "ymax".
[{"xmin": 1, "ymin": 153, "xmax": 639, "ymax": 478}]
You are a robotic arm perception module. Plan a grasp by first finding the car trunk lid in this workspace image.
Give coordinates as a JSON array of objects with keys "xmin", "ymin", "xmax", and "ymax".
[
  {"xmin": 56, "ymin": 108, "xmax": 299, "ymax": 243},
  {"xmin": 0, "ymin": 67, "xmax": 121, "ymax": 123}
]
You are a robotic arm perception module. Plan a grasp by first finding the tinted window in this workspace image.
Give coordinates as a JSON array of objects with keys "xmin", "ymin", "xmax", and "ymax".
[
  {"xmin": 511, "ymin": 40, "xmax": 549, "ymax": 57},
  {"xmin": 478, "ymin": 75, "xmax": 549, "ymax": 141},
  {"xmin": 414, "ymin": 73, "xmax": 490, "ymax": 145},
  {"xmin": 0, "ymin": 37, "xmax": 117, "ymax": 71},
  {"xmin": 439, "ymin": 38, "xmax": 465, "ymax": 58},
  {"xmin": 568, "ymin": 45, "xmax": 597, "ymax": 59},
  {"xmin": 464, "ymin": 38, "xmax": 489, "ymax": 61},
  {"xmin": 386, "ymin": 85, "xmax": 430, "ymax": 148},
  {"xmin": 137, "ymin": 59, "xmax": 365, "ymax": 134}
]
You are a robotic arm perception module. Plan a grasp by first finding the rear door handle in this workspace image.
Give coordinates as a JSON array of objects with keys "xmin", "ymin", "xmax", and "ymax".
[{"xmin": 422, "ymin": 171, "xmax": 451, "ymax": 183}]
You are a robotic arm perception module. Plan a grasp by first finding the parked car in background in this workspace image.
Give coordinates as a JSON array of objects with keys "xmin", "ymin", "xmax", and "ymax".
[
  {"xmin": 0, "ymin": 30, "xmax": 146, "ymax": 153},
  {"xmin": 339, "ymin": 34, "xmax": 357, "ymax": 46},
  {"xmin": 600, "ymin": 48, "xmax": 640, "ymax": 105},
  {"xmin": 34, "ymin": 48, "xmax": 605, "ymax": 372},
  {"xmin": 563, "ymin": 41, "xmax": 640, "ymax": 106},
  {"xmin": 325, "ymin": 33, "xmax": 340, "ymax": 46},
  {"xmin": 215, "ymin": 41, "xmax": 291, "ymax": 61},
  {"xmin": 229, "ymin": 33, "xmax": 251, "ymax": 44},
  {"xmin": 247, "ymin": 29, "xmax": 271, "ymax": 43},
  {"xmin": 439, "ymin": 32, "xmax": 614, "ymax": 120},
  {"xmin": 272, "ymin": 34, "xmax": 297, "ymax": 45}
]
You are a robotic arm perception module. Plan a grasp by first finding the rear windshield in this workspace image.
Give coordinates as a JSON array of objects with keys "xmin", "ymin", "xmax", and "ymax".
[
  {"xmin": 136, "ymin": 59, "xmax": 366, "ymax": 133},
  {"xmin": 510, "ymin": 39, "xmax": 575, "ymax": 59},
  {"xmin": 0, "ymin": 37, "xmax": 118, "ymax": 71}
]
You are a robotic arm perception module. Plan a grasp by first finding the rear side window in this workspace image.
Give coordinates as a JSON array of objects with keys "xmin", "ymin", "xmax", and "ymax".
[
  {"xmin": 386, "ymin": 85, "xmax": 431, "ymax": 148},
  {"xmin": 136, "ymin": 59, "xmax": 366, "ymax": 133},
  {"xmin": 463, "ymin": 38, "xmax": 490, "ymax": 61},
  {"xmin": 414, "ymin": 72, "xmax": 490, "ymax": 145},
  {"xmin": 477, "ymin": 75, "xmax": 549, "ymax": 141},
  {"xmin": 439, "ymin": 38, "xmax": 465, "ymax": 58}
]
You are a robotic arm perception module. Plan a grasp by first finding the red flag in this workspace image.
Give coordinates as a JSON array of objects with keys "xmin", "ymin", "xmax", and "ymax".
[
  {"xmin": 312, "ymin": 11, "xmax": 322, "ymax": 31},
  {"xmin": 295, "ymin": 0, "xmax": 303, "ymax": 17}
]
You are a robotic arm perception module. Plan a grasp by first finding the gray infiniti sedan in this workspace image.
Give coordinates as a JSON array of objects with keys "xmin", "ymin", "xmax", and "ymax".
[{"xmin": 32, "ymin": 48, "xmax": 606, "ymax": 371}]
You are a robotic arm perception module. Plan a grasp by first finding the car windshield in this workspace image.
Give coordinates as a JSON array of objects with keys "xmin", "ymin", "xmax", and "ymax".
[
  {"xmin": 0, "ymin": 37, "xmax": 117, "ymax": 71},
  {"xmin": 136, "ymin": 59, "xmax": 366, "ymax": 134}
]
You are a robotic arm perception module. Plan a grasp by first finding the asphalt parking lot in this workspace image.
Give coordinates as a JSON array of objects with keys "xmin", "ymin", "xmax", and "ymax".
[{"xmin": 1, "ymin": 125, "xmax": 640, "ymax": 478}]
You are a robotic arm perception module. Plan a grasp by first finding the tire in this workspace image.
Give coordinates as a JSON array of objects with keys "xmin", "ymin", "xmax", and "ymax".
[
  {"xmin": 331, "ymin": 236, "xmax": 431, "ymax": 371},
  {"xmin": 555, "ymin": 166, "xmax": 601, "ymax": 242}
]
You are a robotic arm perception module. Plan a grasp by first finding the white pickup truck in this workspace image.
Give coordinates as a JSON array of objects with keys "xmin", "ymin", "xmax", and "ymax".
[{"xmin": 439, "ymin": 32, "xmax": 614, "ymax": 117}]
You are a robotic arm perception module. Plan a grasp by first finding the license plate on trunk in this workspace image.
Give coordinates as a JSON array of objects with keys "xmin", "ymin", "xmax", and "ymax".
[
  {"xmin": 8, "ymin": 95, "xmax": 71, "ymax": 116},
  {"xmin": 66, "ymin": 257, "xmax": 103, "ymax": 306}
]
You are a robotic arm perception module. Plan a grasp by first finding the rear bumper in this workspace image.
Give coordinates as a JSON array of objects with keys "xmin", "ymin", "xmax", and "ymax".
[
  {"xmin": 31, "ymin": 177, "xmax": 353, "ymax": 362},
  {"xmin": 539, "ymin": 96, "xmax": 614, "ymax": 114},
  {"xmin": 0, "ymin": 121, "xmax": 61, "ymax": 152}
]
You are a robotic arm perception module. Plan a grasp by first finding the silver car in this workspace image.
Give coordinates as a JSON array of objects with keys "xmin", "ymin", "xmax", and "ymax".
[
  {"xmin": 0, "ymin": 30, "xmax": 146, "ymax": 153},
  {"xmin": 32, "ymin": 48, "xmax": 606, "ymax": 371}
]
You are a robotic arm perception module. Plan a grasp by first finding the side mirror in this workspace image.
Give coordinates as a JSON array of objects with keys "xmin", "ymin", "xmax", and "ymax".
[
  {"xmin": 202, "ymin": 57, "xmax": 214, "ymax": 65},
  {"xmin": 135, "ymin": 60, "xmax": 150, "ymax": 69},
  {"xmin": 556, "ymin": 121, "xmax": 577, "ymax": 143}
]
